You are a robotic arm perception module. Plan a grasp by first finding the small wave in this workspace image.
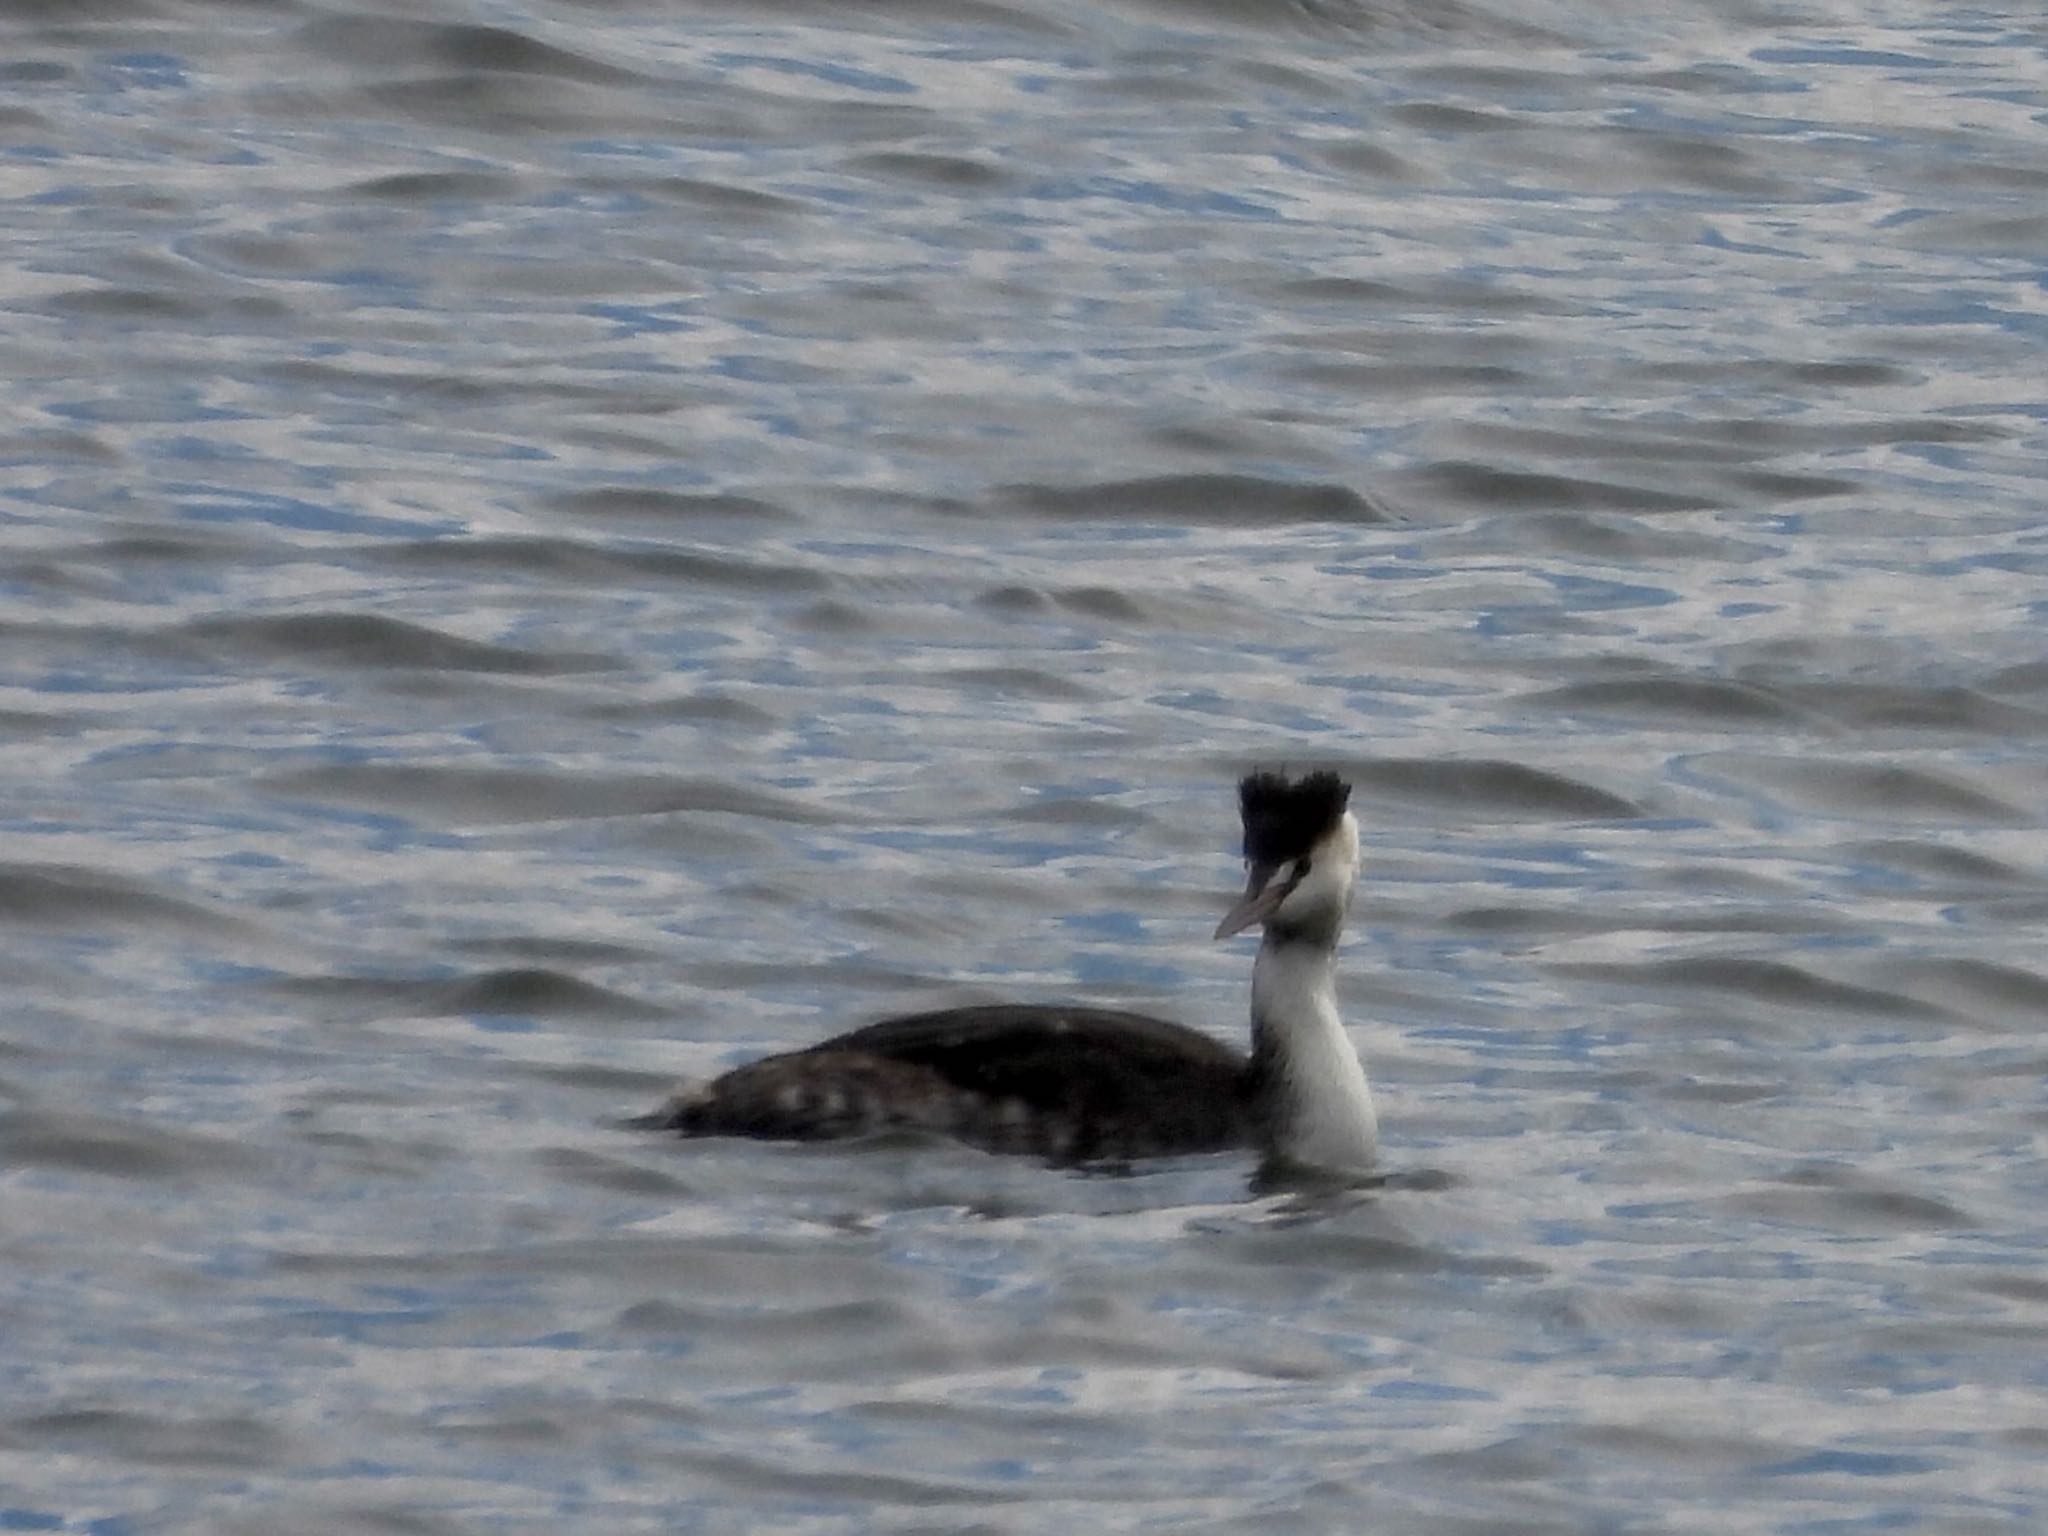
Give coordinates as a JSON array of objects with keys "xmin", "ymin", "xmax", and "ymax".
[
  {"xmin": 178, "ymin": 611, "xmax": 606, "ymax": 675},
  {"xmin": 4, "ymin": 1404, "xmax": 284, "ymax": 1470},
  {"xmin": 257, "ymin": 763, "xmax": 841, "ymax": 829},
  {"xmin": 0, "ymin": 1106, "xmax": 259, "ymax": 1181},
  {"xmin": 546, "ymin": 487, "xmax": 793, "ymax": 524},
  {"xmin": 370, "ymin": 535, "xmax": 826, "ymax": 594},
  {"xmin": 0, "ymin": 863, "xmax": 242, "ymax": 935},
  {"xmin": 1353, "ymin": 758, "xmax": 1639, "ymax": 820},
  {"xmin": 1555, "ymin": 956, "xmax": 1939, "ymax": 1020},
  {"xmin": 1699, "ymin": 754, "xmax": 2026, "ymax": 825},
  {"xmin": 293, "ymin": 17, "xmax": 649, "ymax": 87},
  {"xmin": 268, "ymin": 966, "xmax": 662, "ymax": 1023},
  {"xmin": 1412, "ymin": 460, "xmax": 1717, "ymax": 513},
  {"xmin": 1521, "ymin": 675, "xmax": 1805, "ymax": 727},
  {"xmin": 996, "ymin": 473, "xmax": 1383, "ymax": 526}
]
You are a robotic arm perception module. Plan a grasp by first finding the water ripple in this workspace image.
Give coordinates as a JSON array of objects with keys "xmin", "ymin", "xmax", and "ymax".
[{"xmin": 4, "ymin": 0, "xmax": 2045, "ymax": 1530}]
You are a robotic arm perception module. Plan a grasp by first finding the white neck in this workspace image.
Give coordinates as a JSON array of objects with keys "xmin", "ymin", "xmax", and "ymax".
[{"xmin": 1249, "ymin": 936, "xmax": 1377, "ymax": 1172}]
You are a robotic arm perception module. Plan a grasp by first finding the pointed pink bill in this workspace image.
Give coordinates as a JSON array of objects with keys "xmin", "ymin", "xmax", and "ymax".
[{"xmin": 1214, "ymin": 860, "xmax": 1295, "ymax": 939}]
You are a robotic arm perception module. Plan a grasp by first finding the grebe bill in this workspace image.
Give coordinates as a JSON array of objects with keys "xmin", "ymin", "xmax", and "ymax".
[{"xmin": 649, "ymin": 771, "xmax": 1378, "ymax": 1172}]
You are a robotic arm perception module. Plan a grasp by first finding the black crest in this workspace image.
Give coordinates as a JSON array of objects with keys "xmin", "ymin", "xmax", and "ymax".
[{"xmin": 1238, "ymin": 770, "xmax": 1351, "ymax": 865}]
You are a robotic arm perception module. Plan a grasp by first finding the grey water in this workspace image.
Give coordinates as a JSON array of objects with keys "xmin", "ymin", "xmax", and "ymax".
[{"xmin": 2, "ymin": 0, "xmax": 2046, "ymax": 1530}]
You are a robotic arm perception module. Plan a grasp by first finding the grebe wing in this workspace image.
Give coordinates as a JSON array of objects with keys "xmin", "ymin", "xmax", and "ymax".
[
  {"xmin": 825, "ymin": 1002, "xmax": 1240, "ymax": 1069},
  {"xmin": 811, "ymin": 1003, "xmax": 1249, "ymax": 1141}
]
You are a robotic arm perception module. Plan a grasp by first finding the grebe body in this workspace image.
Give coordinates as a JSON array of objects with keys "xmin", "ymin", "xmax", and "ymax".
[{"xmin": 650, "ymin": 771, "xmax": 1377, "ymax": 1173}]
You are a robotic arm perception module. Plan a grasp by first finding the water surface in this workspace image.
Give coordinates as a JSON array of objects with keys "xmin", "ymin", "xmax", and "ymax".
[{"xmin": 2, "ymin": 0, "xmax": 2046, "ymax": 1531}]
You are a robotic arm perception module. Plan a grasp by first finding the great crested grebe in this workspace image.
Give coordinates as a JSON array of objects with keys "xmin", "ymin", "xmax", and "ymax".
[{"xmin": 646, "ymin": 771, "xmax": 1378, "ymax": 1174}]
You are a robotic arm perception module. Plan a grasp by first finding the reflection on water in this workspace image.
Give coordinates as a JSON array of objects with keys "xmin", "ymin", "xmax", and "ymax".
[{"xmin": 2, "ymin": 0, "xmax": 2045, "ymax": 1529}]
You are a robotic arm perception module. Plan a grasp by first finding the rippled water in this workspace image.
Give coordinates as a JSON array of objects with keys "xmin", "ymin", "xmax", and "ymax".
[{"xmin": 4, "ymin": 0, "xmax": 2046, "ymax": 1529}]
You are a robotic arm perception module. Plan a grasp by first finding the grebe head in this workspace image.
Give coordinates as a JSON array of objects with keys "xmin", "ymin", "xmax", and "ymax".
[{"xmin": 1214, "ymin": 771, "xmax": 1358, "ymax": 943}]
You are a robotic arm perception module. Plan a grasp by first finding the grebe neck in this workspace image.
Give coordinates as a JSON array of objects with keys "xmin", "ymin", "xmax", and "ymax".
[{"xmin": 1248, "ymin": 933, "xmax": 1377, "ymax": 1172}]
